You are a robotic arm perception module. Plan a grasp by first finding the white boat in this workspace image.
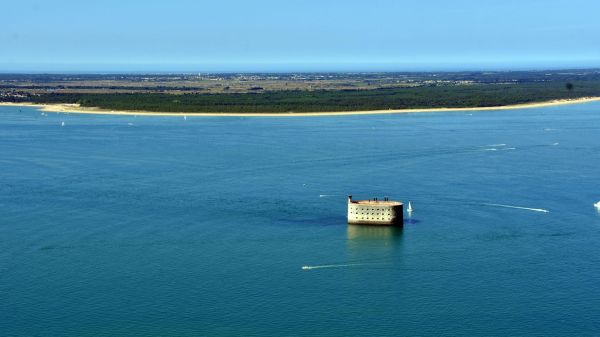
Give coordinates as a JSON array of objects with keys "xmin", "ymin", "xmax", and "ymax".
[
  {"xmin": 595, "ymin": 201, "xmax": 600, "ymax": 209},
  {"xmin": 407, "ymin": 201, "xmax": 413, "ymax": 213}
]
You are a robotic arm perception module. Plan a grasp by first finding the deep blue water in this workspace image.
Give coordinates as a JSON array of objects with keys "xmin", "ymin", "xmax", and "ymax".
[{"xmin": 2, "ymin": 104, "xmax": 600, "ymax": 336}]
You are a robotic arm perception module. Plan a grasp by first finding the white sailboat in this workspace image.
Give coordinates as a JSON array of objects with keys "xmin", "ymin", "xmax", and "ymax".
[{"xmin": 407, "ymin": 201, "xmax": 413, "ymax": 213}]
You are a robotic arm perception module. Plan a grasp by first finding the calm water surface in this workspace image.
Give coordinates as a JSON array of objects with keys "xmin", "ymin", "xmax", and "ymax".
[{"xmin": 2, "ymin": 104, "xmax": 600, "ymax": 336}]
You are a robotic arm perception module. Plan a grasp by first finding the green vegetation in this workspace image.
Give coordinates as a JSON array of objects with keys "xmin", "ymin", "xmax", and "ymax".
[
  {"xmin": 5, "ymin": 81, "xmax": 599, "ymax": 113},
  {"xmin": 2, "ymin": 70, "xmax": 600, "ymax": 113}
]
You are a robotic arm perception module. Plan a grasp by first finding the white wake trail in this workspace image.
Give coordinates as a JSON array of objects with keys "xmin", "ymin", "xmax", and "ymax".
[
  {"xmin": 302, "ymin": 263, "xmax": 375, "ymax": 270},
  {"xmin": 483, "ymin": 203, "xmax": 549, "ymax": 213}
]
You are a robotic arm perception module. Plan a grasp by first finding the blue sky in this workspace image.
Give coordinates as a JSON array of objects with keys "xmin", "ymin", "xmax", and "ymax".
[{"xmin": 2, "ymin": 0, "xmax": 599, "ymax": 72}]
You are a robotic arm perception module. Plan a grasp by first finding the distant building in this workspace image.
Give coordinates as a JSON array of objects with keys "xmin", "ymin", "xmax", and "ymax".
[{"xmin": 347, "ymin": 195, "xmax": 403, "ymax": 226}]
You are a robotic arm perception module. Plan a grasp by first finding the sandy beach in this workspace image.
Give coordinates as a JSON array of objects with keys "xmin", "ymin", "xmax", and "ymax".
[{"xmin": 2, "ymin": 97, "xmax": 600, "ymax": 117}]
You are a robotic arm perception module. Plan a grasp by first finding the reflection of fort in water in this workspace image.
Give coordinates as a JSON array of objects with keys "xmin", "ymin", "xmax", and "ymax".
[
  {"xmin": 346, "ymin": 224, "xmax": 404, "ymax": 256},
  {"xmin": 347, "ymin": 225, "xmax": 404, "ymax": 240}
]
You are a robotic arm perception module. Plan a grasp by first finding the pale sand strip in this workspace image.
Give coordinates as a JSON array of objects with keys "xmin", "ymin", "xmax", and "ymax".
[{"xmin": 2, "ymin": 97, "xmax": 600, "ymax": 117}]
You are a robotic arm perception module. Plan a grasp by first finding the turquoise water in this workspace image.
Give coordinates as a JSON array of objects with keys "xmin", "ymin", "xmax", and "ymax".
[{"xmin": 2, "ymin": 104, "xmax": 600, "ymax": 336}]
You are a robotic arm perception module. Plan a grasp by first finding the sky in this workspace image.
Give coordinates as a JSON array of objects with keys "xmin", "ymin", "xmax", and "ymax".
[{"xmin": 2, "ymin": 0, "xmax": 600, "ymax": 72}]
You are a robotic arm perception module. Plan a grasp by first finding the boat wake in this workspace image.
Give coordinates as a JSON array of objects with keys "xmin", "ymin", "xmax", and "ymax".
[
  {"xmin": 484, "ymin": 147, "xmax": 515, "ymax": 151},
  {"xmin": 483, "ymin": 143, "xmax": 516, "ymax": 151},
  {"xmin": 483, "ymin": 203, "xmax": 549, "ymax": 213},
  {"xmin": 301, "ymin": 263, "xmax": 376, "ymax": 270},
  {"xmin": 319, "ymin": 194, "xmax": 341, "ymax": 198}
]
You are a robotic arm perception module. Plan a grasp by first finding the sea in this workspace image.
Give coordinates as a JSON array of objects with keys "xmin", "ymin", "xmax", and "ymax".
[{"xmin": 1, "ymin": 103, "xmax": 600, "ymax": 336}]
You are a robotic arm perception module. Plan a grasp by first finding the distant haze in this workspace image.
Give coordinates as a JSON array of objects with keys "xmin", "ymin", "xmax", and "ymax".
[{"xmin": 2, "ymin": 0, "xmax": 600, "ymax": 72}]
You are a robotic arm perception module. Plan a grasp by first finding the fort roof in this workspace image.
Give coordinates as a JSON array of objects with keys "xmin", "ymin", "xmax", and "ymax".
[
  {"xmin": 351, "ymin": 199, "xmax": 403, "ymax": 206},
  {"xmin": 348, "ymin": 195, "xmax": 402, "ymax": 206}
]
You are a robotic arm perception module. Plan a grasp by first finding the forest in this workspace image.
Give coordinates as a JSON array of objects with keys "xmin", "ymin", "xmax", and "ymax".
[{"xmin": 4, "ymin": 81, "xmax": 599, "ymax": 113}]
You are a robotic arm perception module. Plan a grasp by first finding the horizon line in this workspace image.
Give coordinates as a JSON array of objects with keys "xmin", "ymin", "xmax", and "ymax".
[{"xmin": 1, "ymin": 66, "xmax": 600, "ymax": 75}]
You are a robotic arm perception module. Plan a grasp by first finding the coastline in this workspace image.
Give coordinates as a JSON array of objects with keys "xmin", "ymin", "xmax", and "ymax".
[{"xmin": 2, "ymin": 96, "xmax": 600, "ymax": 117}]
